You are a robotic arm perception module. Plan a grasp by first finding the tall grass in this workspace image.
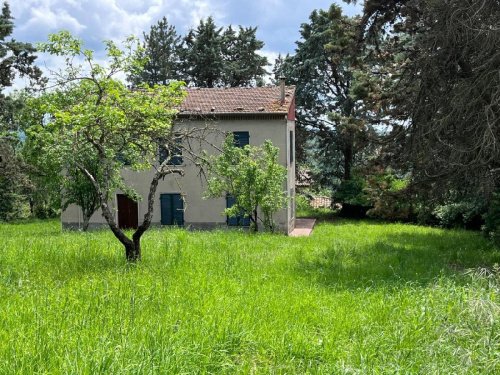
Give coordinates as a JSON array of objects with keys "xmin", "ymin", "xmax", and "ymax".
[{"xmin": 0, "ymin": 219, "xmax": 499, "ymax": 373}]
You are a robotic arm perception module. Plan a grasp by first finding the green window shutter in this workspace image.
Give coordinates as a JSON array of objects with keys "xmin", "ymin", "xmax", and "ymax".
[
  {"xmin": 172, "ymin": 194, "xmax": 184, "ymax": 225},
  {"xmin": 226, "ymin": 195, "xmax": 249, "ymax": 227},
  {"xmin": 161, "ymin": 194, "xmax": 184, "ymax": 226}
]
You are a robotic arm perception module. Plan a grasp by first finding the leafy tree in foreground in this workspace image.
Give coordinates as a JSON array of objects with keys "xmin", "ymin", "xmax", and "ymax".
[
  {"xmin": 205, "ymin": 137, "xmax": 286, "ymax": 232},
  {"xmin": 28, "ymin": 31, "xmax": 186, "ymax": 261}
]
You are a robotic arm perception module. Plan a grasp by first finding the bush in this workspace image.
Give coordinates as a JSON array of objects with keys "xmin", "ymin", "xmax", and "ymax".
[
  {"xmin": 483, "ymin": 193, "xmax": 500, "ymax": 246},
  {"xmin": 334, "ymin": 177, "xmax": 373, "ymax": 218},
  {"xmin": 365, "ymin": 170, "xmax": 411, "ymax": 221},
  {"xmin": 296, "ymin": 193, "xmax": 312, "ymax": 212},
  {"xmin": 433, "ymin": 200, "xmax": 485, "ymax": 230}
]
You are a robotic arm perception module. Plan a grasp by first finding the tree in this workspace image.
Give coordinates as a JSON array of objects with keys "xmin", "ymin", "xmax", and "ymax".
[
  {"xmin": 205, "ymin": 137, "xmax": 287, "ymax": 232},
  {"xmin": 127, "ymin": 17, "xmax": 181, "ymax": 87},
  {"xmin": 284, "ymin": 5, "xmax": 376, "ymax": 190},
  {"xmin": 27, "ymin": 31, "xmax": 187, "ymax": 261},
  {"xmin": 349, "ymin": 0, "xmax": 500, "ymax": 200},
  {"xmin": 179, "ymin": 17, "xmax": 268, "ymax": 87},
  {"xmin": 62, "ymin": 153, "xmax": 101, "ymax": 231},
  {"xmin": 0, "ymin": 1, "xmax": 43, "ymax": 220},
  {"xmin": 181, "ymin": 17, "xmax": 224, "ymax": 88},
  {"xmin": 221, "ymin": 26, "xmax": 268, "ymax": 87}
]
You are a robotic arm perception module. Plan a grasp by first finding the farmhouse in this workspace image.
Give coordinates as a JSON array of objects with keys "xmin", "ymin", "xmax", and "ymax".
[{"xmin": 62, "ymin": 81, "xmax": 297, "ymax": 233}]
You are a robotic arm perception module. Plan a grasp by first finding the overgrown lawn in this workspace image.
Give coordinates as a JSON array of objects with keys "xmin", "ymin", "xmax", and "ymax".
[{"xmin": 0, "ymin": 220, "xmax": 499, "ymax": 373}]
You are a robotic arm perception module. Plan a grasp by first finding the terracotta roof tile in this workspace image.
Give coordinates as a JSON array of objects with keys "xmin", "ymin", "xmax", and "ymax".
[{"xmin": 179, "ymin": 85, "xmax": 295, "ymax": 114}]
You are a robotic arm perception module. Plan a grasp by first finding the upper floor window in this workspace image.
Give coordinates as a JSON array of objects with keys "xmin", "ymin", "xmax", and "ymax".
[
  {"xmin": 159, "ymin": 136, "xmax": 183, "ymax": 165},
  {"xmin": 233, "ymin": 131, "xmax": 249, "ymax": 148}
]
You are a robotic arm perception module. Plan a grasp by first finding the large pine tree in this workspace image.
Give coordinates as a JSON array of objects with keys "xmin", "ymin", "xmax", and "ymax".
[
  {"xmin": 283, "ymin": 5, "xmax": 375, "ymax": 187},
  {"xmin": 221, "ymin": 26, "xmax": 268, "ymax": 87},
  {"xmin": 127, "ymin": 17, "xmax": 181, "ymax": 87},
  {"xmin": 0, "ymin": 1, "xmax": 43, "ymax": 220},
  {"xmin": 133, "ymin": 16, "xmax": 269, "ymax": 88},
  {"xmin": 181, "ymin": 17, "xmax": 224, "ymax": 88}
]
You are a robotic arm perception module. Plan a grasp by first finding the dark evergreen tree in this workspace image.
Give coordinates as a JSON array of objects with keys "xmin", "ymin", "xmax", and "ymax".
[
  {"xmin": 0, "ymin": 1, "xmax": 43, "ymax": 220},
  {"xmin": 179, "ymin": 17, "xmax": 268, "ymax": 88},
  {"xmin": 350, "ymin": 0, "xmax": 500, "ymax": 200},
  {"xmin": 127, "ymin": 17, "xmax": 181, "ymax": 87},
  {"xmin": 181, "ymin": 17, "xmax": 224, "ymax": 88},
  {"xmin": 285, "ymin": 5, "xmax": 376, "ymax": 189},
  {"xmin": 222, "ymin": 26, "xmax": 268, "ymax": 87}
]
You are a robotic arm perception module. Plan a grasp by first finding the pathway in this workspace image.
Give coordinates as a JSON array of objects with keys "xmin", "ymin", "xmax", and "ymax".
[{"xmin": 290, "ymin": 218, "xmax": 316, "ymax": 237}]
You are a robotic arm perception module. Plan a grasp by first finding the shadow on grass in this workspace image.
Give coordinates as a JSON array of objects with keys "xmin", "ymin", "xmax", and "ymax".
[
  {"xmin": 295, "ymin": 224, "xmax": 500, "ymax": 290},
  {"xmin": 297, "ymin": 208, "xmax": 339, "ymax": 222}
]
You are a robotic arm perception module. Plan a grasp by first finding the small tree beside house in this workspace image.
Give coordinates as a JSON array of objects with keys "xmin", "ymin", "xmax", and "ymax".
[{"xmin": 205, "ymin": 136, "xmax": 287, "ymax": 232}]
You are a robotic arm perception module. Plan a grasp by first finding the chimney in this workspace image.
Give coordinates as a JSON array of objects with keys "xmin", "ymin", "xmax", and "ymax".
[{"xmin": 279, "ymin": 75, "xmax": 286, "ymax": 104}]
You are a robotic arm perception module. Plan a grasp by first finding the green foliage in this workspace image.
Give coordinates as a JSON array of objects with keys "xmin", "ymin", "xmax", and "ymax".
[
  {"xmin": 433, "ymin": 200, "xmax": 486, "ymax": 230},
  {"xmin": 333, "ymin": 176, "xmax": 370, "ymax": 207},
  {"xmin": 356, "ymin": 0, "xmax": 500, "ymax": 199},
  {"xmin": 0, "ymin": 2, "xmax": 44, "ymax": 221},
  {"xmin": 220, "ymin": 25, "xmax": 268, "ymax": 87},
  {"xmin": 0, "ymin": 220, "xmax": 499, "ymax": 372},
  {"xmin": 26, "ymin": 31, "xmax": 186, "ymax": 259},
  {"xmin": 484, "ymin": 193, "xmax": 500, "ymax": 247},
  {"xmin": 127, "ymin": 17, "xmax": 182, "ymax": 87},
  {"xmin": 295, "ymin": 193, "xmax": 311, "ymax": 212},
  {"xmin": 365, "ymin": 169, "xmax": 412, "ymax": 221},
  {"xmin": 179, "ymin": 17, "xmax": 268, "ymax": 88},
  {"xmin": 205, "ymin": 137, "xmax": 286, "ymax": 232},
  {"xmin": 283, "ymin": 5, "xmax": 377, "ymax": 185},
  {"xmin": 181, "ymin": 17, "xmax": 224, "ymax": 88},
  {"xmin": 62, "ymin": 153, "xmax": 102, "ymax": 230}
]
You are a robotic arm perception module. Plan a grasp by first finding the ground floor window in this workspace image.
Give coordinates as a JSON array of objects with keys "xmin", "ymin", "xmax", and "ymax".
[
  {"xmin": 226, "ymin": 195, "xmax": 250, "ymax": 227},
  {"xmin": 160, "ymin": 193, "xmax": 184, "ymax": 226}
]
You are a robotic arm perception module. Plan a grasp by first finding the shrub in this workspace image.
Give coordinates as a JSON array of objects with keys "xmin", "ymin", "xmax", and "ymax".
[
  {"xmin": 433, "ymin": 200, "xmax": 485, "ymax": 230},
  {"xmin": 484, "ymin": 193, "xmax": 500, "ymax": 246},
  {"xmin": 365, "ymin": 169, "xmax": 412, "ymax": 221},
  {"xmin": 334, "ymin": 177, "xmax": 372, "ymax": 218}
]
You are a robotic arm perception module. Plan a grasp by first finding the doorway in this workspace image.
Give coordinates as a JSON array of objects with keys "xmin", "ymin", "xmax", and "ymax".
[{"xmin": 117, "ymin": 194, "xmax": 138, "ymax": 229}]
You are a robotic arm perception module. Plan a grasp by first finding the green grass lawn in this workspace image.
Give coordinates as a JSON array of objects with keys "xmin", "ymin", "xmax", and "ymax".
[{"xmin": 0, "ymin": 219, "xmax": 499, "ymax": 374}]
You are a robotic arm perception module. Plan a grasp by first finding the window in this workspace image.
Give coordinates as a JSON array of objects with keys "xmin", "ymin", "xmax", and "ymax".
[
  {"xmin": 233, "ymin": 131, "xmax": 249, "ymax": 148},
  {"xmin": 160, "ymin": 194, "xmax": 184, "ymax": 226},
  {"xmin": 289, "ymin": 130, "xmax": 294, "ymax": 164},
  {"xmin": 226, "ymin": 195, "xmax": 250, "ymax": 227},
  {"xmin": 158, "ymin": 136, "xmax": 183, "ymax": 165},
  {"xmin": 116, "ymin": 152, "xmax": 132, "ymax": 166}
]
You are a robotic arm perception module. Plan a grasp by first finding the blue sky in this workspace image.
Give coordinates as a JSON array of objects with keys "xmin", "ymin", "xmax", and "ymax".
[{"xmin": 9, "ymin": 0, "xmax": 362, "ymax": 83}]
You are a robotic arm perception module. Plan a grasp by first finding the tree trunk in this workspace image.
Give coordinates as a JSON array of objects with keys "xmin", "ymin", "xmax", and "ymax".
[
  {"xmin": 79, "ymin": 163, "xmax": 183, "ymax": 262},
  {"xmin": 82, "ymin": 213, "xmax": 90, "ymax": 231},
  {"xmin": 125, "ymin": 240, "xmax": 141, "ymax": 261},
  {"xmin": 252, "ymin": 208, "xmax": 259, "ymax": 232},
  {"xmin": 343, "ymin": 141, "xmax": 353, "ymax": 181}
]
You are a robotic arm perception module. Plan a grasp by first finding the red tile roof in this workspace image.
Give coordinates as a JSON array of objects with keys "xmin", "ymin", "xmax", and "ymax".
[{"xmin": 179, "ymin": 85, "xmax": 295, "ymax": 115}]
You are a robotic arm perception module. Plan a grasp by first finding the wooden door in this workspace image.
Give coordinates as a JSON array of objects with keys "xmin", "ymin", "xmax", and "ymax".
[{"xmin": 117, "ymin": 194, "xmax": 138, "ymax": 229}]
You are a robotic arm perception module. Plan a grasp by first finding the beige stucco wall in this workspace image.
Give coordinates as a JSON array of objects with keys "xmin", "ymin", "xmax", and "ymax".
[{"xmin": 61, "ymin": 116, "xmax": 296, "ymax": 233}]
